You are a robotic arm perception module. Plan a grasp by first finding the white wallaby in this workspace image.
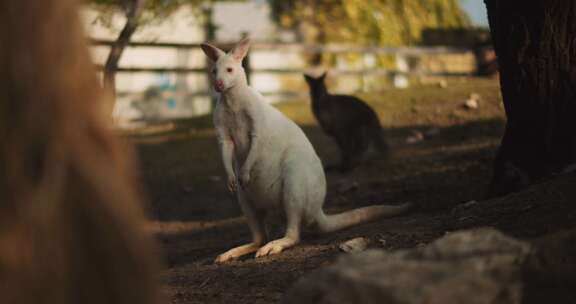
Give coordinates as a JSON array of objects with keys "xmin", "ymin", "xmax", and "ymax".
[{"xmin": 201, "ymin": 37, "xmax": 412, "ymax": 263}]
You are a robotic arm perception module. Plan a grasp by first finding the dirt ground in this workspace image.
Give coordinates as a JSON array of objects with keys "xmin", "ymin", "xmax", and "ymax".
[{"xmin": 128, "ymin": 78, "xmax": 576, "ymax": 303}]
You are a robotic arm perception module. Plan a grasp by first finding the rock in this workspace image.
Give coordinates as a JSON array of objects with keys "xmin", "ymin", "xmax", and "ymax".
[
  {"xmin": 464, "ymin": 93, "xmax": 481, "ymax": 110},
  {"xmin": 283, "ymin": 229, "xmax": 531, "ymax": 304},
  {"xmin": 464, "ymin": 98, "xmax": 479, "ymax": 109},
  {"xmin": 405, "ymin": 130, "xmax": 424, "ymax": 144},
  {"xmin": 339, "ymin": 237, "xmax": 370, "ymax": 253},
  {"xmin": 525, "ymin": 229, "xmax": 576, "ymax": 282}
]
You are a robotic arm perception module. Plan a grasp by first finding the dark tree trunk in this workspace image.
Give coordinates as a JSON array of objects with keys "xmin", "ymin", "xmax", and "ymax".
[
  {"xmin": 485, "ymin": 0, "xmax": 576, "ymax": 196},
  {"xmin": 103, "ymin": 0, "xmax": 144, "ymax": 100}
]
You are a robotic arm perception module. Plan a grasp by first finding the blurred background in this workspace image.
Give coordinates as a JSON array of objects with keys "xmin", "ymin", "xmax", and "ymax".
[{"xmin": 85, "ymin": 0, "xmax": 494, "ymax": 127}]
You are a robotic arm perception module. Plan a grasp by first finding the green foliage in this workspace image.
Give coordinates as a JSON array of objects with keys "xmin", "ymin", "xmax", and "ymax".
[
  {"xmin": 268, "ymin": 0, "xmax": 471, "ymax": 46},
  {"xmin": 90, "ymin": 0, "xmax": 206, "ymax": 27},
  {"xmin": 91, "ymin": 0, "xmax": 204, "ymax": 13}
]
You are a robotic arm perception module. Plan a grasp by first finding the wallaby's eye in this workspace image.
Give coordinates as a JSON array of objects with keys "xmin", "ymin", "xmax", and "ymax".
[
  {"xmin": 226, "ymin": 67, "xmax": 233, "ymax": 73},
  {"xmin": 212, "ymin": 68, "xmax": 217, "ymax": 75}
]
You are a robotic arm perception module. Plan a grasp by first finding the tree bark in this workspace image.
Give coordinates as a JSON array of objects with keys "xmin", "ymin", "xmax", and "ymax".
[
  {"xmin": 103, "ymin": 0, "xmax": 144, "ymax": 101},
  {"xmin": 485, "ymin": 0, "xmax": 576, "ymax": 196}
]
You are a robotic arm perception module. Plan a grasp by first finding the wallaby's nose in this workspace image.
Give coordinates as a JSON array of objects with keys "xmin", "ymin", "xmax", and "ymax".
[{"xmin": 215, "ymin": 79, "xmax": 224, "ymax": 92}]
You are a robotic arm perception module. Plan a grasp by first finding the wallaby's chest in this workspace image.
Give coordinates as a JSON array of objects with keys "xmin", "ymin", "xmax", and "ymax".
[
  {"xmin": 312, "ymin": 98, "xmax": 337, "ymax": 132},
  {"xmin": 313, "ymin": 95, "xmax": 373, "ymax": 134},
  {"xmin": 217, "ymin": 105, "xmax": 252, "ymax": 156}
]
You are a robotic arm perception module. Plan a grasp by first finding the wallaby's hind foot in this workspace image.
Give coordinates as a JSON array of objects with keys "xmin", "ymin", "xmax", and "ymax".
[
  {"xmin": 215, "ymin": 242, "xmax": 262, "ymax": 263},
  {"xmin": 255, "ymin": 237, "xmax": 299, "ymax": 258}
]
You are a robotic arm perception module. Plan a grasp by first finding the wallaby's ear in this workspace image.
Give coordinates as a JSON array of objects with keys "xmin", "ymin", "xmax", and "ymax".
[
  {"xmin": 319, "ymin": 71, "xmax": 327, "ymax": 81},
  {"xmin": 201, "ymin": 43, "xmax": 225, "ymax": 62},
  {"xmin": 230, "ymin": 37, "xmax": 251, "ymax": 62},
  {"xmin": 304, "ymin": 74, "xmax": 314, "ymax": 83}
]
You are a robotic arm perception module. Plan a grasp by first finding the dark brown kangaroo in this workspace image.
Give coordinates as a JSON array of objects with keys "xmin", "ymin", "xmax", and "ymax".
[{"xmin": 304, "ymin": 73, "xmax": 389, "ymax": 171}]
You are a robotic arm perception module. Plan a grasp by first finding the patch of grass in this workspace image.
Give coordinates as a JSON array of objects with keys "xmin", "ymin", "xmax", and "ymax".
[
  {"xmin": 276, "ymin": 77, "xmax": 502, "ymax": 128},
  {"xmin": 126, "ymin": 77, "xmax": 502, "ymax": 141}
]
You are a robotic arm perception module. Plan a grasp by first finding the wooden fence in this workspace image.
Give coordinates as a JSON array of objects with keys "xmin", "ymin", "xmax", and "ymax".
[{"xmin": 92, "ymin": 39, "xmax": 475, "ymax": 98}]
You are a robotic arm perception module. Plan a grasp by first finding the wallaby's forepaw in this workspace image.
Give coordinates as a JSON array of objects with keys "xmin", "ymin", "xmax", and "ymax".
[{"xmin": 227, "ymin": 176, "xmax": 238, "ymax": 193}]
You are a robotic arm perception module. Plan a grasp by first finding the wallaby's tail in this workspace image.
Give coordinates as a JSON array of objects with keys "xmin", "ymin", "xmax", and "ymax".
[{"xmin": 315, "ymin": 202, "xmax": 413, "ymax": 233}]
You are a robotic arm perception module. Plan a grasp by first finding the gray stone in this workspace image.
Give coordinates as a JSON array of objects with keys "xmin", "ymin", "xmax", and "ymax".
[
  {"xmin": 405, "ymin": 130, "xmax": 424, "ymax": 144},
  {"xmin": 339, "ymin": 237, "xmax": 370, "ymax": 253},
  {"xmin": 283, "ymin": 229, "xmax": 531, "ymax": 304},
  {"xmin": 464, "ymin": 93, "xmax": 481, "ymax": 109}
]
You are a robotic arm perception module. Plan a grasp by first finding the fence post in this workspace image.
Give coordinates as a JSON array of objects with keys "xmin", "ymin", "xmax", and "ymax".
[{"xmin": 394, "ymin": 53, "xmax": 410, "ymax": 88}]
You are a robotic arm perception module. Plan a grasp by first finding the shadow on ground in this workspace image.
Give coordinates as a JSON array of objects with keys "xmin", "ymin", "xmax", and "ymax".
[{"xmin": 135, "ymin": 118, "xmax": 503, "ymax": 223}]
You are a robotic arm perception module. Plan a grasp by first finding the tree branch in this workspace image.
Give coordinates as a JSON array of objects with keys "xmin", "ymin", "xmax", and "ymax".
[{"xmin": 103, "ymin": 0, "xmax": 145, "ymax": 96}]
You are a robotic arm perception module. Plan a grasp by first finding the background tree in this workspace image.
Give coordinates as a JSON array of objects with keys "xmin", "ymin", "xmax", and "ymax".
[
  {"xmin": 91, "ymin": 0, "xmax": 204, "ymax": 101},
  {"xmin": 94, "ymin": 0, "xmax": 145, "ymax": 97},
  {"xmin": 268, "ymin": 0, "xmax": 470, "ymax": 65},
  {"xmin": 484, "ymin": 0, "xmax": 576, "ymax": 196},
  {"xmin": 268, "ymin": 0, "xmax": 470, "ymax": 47}
]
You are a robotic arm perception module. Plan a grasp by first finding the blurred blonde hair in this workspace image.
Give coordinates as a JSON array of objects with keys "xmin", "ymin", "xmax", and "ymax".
[{"xmin": 0, "ymin": 0, "xmax": 162, "ymax": 303}]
